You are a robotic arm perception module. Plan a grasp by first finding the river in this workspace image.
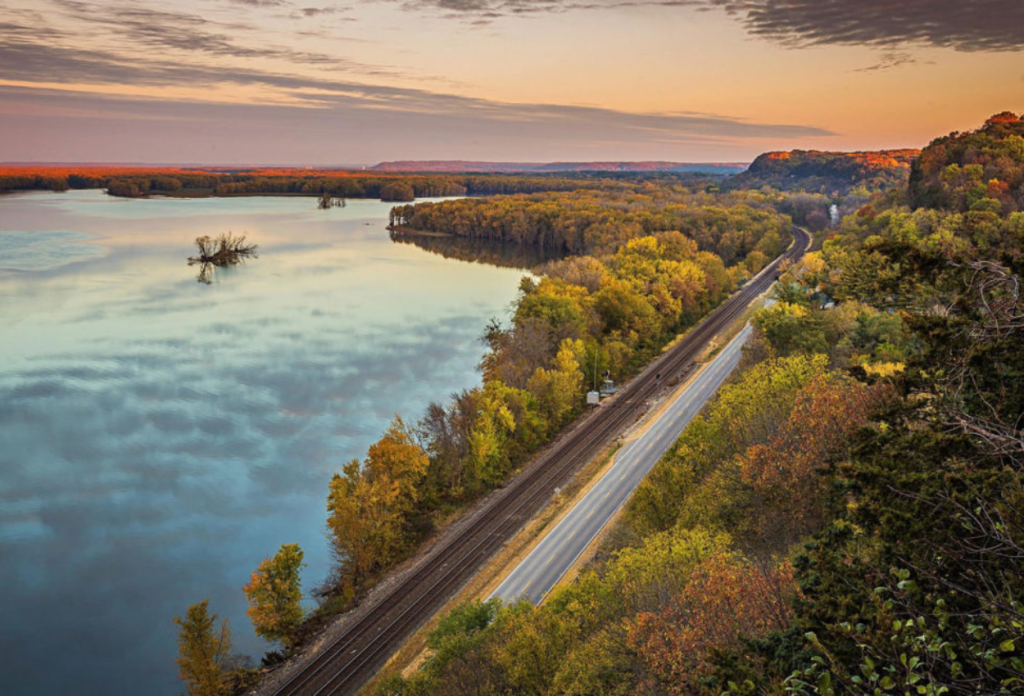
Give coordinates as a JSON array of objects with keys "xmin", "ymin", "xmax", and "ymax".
[{"xmin": 0, "ymin": 190, "xmax": 538, "ymax": 695}]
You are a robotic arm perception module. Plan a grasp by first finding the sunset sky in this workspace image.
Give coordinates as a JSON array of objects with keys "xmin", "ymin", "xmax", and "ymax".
[{"xmin": 1, "ymin": 0, "xmax": 1022, "ymax": 164}]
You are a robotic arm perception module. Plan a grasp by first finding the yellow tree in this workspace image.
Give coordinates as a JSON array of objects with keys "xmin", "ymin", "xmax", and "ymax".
[
  {"xmin": 243, "ymin": 543, "xmax": 305, "ymax": 646},
  {"xmin": 527, "ymin": 338, "xmax": 585, "ymax": 428},
  {"xmin": 173, "ymin": 599, "xmax": 233, "ymax": 696},
  {"xmin": 469, "ymin": 383, "xmax": 517, "ymax": 486},
  {"xmin": 363, "ymin": 417, "xmax": 430, "ymax": 512},
  {"xmin": 327, "ymin": 462, "xmax": 405, "ymax": 589},
  {"xmin": 326, "ymin": 417, "xmax": 430, "ymax": 589}
]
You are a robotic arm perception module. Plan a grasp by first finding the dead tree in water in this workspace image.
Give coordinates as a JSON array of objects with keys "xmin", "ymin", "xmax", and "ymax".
[
  {"xmin": 188, "ymin": 232, "xmax": 258, "ymax": 284},
  {"xmin": 318, "ymin": 192, "xmax": 346, "ymax": 209},
  {"xmin": 189, "ymin": 232, "xmax": 258, "ymax": 266}
]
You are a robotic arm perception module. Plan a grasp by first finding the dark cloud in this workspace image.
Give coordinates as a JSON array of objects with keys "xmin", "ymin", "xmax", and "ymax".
[
  {"xmin": 712, "ymin": 0, "xmax": 1024, "ymax": 53},
  {"xmin": 390, "ymin": 0, "xmax": 1024, "ymax": 52},
  {"xmin": 220, "ymin": 0, "xmax": 288, "ymax": 6},
  {"xmin": 0, "ymin": 20, "xmax": 67, "ymax": 40},
  {"xmin": 0, "ymin": 35, "xmax": 395, "ymax": 90},
  {"xmin": 296, "ymin": 5, "xmax": 350, "ymax": 17}
]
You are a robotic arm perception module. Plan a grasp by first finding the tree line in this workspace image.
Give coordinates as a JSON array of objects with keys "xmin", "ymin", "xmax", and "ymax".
[
  {"xmin": 0, "ymin": 166, "xmax": 641, "ymax": 200},
  {"xmin": 321, "ymin": 226, "xmax": 780, "ymax": 604},
  {"xmin": 389, "ymin": 187, "xmax": 789, "ymax": 261}
]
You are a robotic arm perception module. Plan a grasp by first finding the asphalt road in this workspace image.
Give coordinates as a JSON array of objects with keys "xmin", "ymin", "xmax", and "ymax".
[{"xmin": 490, "ymin": 323, "xmax": 753, "ymax": 605}]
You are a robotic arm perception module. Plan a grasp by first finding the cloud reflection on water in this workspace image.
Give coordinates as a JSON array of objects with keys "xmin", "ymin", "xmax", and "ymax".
[{"xmin": 0, "ymin": 191, "xmax": 528, "ymax": 694}]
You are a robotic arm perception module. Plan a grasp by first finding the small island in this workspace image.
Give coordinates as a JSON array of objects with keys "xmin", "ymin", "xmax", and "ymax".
[{"xmin": 188, "ymin": 232, "xmax": 258, "ymax": 284}]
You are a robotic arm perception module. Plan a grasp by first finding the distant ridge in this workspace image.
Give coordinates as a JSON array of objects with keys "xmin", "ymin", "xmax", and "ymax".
[
  {"xmin": 369, "ymin": 161, "xmax": 748, "ymax": 174},
  {"xmin": 729, "ymin": 149, "xmax": 921, "ymax": 193}
]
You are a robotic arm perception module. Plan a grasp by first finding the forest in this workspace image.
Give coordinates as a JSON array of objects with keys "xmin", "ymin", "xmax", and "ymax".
[
  {"xmin": 365, "ymin": 113, "xmax": 1024, "ymax": 695},
  {"xmin": 0, "ymin": 165, "xmax": 643, "ymax": 200},
  {"xmin": 389, "ymin": 187, "xmax": 790, "ymax": 260}
]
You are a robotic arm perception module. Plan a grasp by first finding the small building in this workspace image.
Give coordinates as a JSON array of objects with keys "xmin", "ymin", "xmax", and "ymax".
[
  {"xmin": 600, "ymin": 379, "xmax": 618, "ymax": 397},
  {"xmin": 586, "ymin": 390, "xmax": 601, "ymax": 406}
]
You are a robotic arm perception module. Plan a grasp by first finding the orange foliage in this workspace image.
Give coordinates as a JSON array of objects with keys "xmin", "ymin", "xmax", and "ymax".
[
  {"xmin": 739, "ymin": 374, "xmax": 889, "ymax": 542},
  {"xmin": 242, "ymin": 543, "xmax": 304, "ymax": 646},
  {"xmin": 985, "ymin": 111, "xmax": 1022, "ymax": 126},
  {"xmin": 757, "ymin": 149, "xmax": 919, "ymax": 171},
  {"xmin": 628, "ymin": 552, "xmax": 795, "ymax": 693}
]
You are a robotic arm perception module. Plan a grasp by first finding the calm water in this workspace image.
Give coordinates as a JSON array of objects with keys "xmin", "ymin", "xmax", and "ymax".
[{"xmin": 0, "ymin": 190, "xmax": 532, "ymax": 695}]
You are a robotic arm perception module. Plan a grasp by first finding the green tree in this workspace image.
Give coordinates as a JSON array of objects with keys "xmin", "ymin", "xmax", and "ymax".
[
  {"xmin": 752, "ymin": 301, "xmax": 828, "ymax": 355},
  {"xmin": 469, "ymin": 383, "xmax": 519, "ymax": 486}
]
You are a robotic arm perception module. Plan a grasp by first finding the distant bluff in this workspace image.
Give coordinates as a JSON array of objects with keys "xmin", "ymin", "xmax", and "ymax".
[{"xmin": 730, "ymin": 148, "xmax": 921, "ymax": 194}]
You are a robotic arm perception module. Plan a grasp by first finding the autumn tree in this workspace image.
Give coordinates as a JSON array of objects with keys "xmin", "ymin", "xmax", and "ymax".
[
  {"xmin": 739, "ymin": 372, "xmax": 887, "ymax": 546},
  {"xmin": 365, "ymin": 114, "xmax": 1024, "ymax": 696},
  {"xmin": 628, "ymin": 552, "xmax": 795, "ymax": 693},
  {"xmin": 243, "ymin": 543, "xmax": 305, "ymax": 646},
  {"xmin": 468, "ymin": 382, "xmax": 522, "ymax": 486},
  {"xmin": 173, "ymin": 600, "xmax": 234, "ymax": 696},
  {"xmin": 327, "ymin": 459, "xmax": 405, "ymax": 592},
  {"xmin": 380, "ymin": 181, "xmax": 415, "ymax": 202},
  {"xmin": 480, "ymin": 316, "xmax": 555, "ymax": 389},
  {"xmin": 627, "ymin": 354, "xmax": 829, "ymax": 537},
  {"xmin": 327, "ymin": 417, "xmax": 430, "ymax": 591},
  {"xmin": 526, "ymin": 338, "xmax": 585, "ymax": 428},
  {"xmin": 419, "ymin": 392, "xmax": 477, "ymax": 502}
]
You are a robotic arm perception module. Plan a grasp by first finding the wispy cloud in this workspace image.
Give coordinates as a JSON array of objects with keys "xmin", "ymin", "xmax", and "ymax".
[
  {"xmin": 219, "ymin": 0, "xmax": 288, "ymax": 6},
  {"xmin": 46, "ymin": 1, "xmax": 372, "ymax": 69},
  {"xmin": 0, "ymin": 80, "xmax": 834, "ymax": 163},
  {"xmin": 389, "ymin": 0, "xmax": 701, "ymax": 23},
  {"xmin": 853, "ymin": 51, "xmax": 920, "ymax": 73},
  {"xmin": 295, "ymin": 5, "xmax": 350, "ymax": 17}
]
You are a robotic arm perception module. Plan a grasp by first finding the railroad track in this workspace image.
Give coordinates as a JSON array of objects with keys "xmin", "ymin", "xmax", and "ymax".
[{"xmin": 270, "ymin": 227, "xmax": 811, "ymax": 696}]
